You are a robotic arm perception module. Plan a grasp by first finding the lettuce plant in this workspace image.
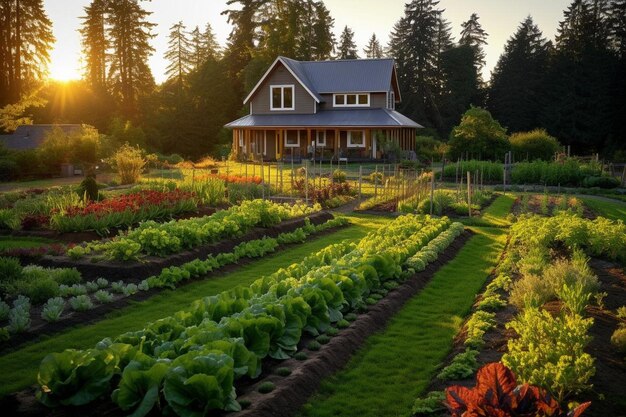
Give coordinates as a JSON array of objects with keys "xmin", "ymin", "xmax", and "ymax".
[{"xmin": 41, "ymin": 297, "xmax": 66, "ymax": 322}]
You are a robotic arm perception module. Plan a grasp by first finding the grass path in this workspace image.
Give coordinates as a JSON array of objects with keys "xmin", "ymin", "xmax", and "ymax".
[
  {"xmin": 461, "ymin": 193, "xmax": 516, "ymax": 228},
  {"xmin": 580, "ymin": 196, "xmax": 626, "ymax": 222},
  {"xmin": 299, "ymin": 226, "xmax": 508, "ymax": 417},
  {"xmin": 0, "ymin": 215, "xmax": 390, "ymax": 396}
]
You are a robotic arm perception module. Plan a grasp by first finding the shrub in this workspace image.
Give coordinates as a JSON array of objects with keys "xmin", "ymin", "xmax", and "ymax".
[
  {"xmin": 51, "ymin": 268, "xmax": 82, "ymax": 286},
  {"xmin": 15, "ymin": 276, "xmax": 60, "ymax": 304},
  {"xmin": 0, "ymin": 158, "xmax": 18, "ymax": 181},
  {"xmin": 111, "ymin": 144, "xmax": 145, "ymax": 185},
  {"xmin": 41, "ymin": 297, "xmax": 66, "ymax": 322},
  {"xmin": 581, "ymin": 175, "xmax": 620, "ymax": 189},
  {"xmin": 77, "ymin": 176, "xmax": 100, "ymax": 201},
  {"xmin": 448, "ymin": 107, "xmax": 509, "ymax": 160},
  {"xmin": 442, "ymin": 160, "xmax": 504, "ymax": 182},
  {"xmin": 0, "ymin": 299, "xmax": 10, "ymax": 320},
  {"xmin": 510, "ymin": 129, "xmax": 561, "ymax": 161},
  {"xmin": 0, "ymin": 257, "xmax": 23, "ymax": 289},
  {"xmin": 332, "ymin": 169, "xmax": 347, "ymax": 183}
]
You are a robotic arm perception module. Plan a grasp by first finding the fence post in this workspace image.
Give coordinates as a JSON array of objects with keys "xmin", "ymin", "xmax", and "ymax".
[
  {"xmin": 304, "ymin": 160, "xmax": 309, "ymax": 204},
  {"xmin": 374, "ymin": 164, "xmax": 379, "ymax": 198},
  {"xmin": 261, "ymin": 158, "xmax": 265, "ymax": 200},
  {"xmin": 358, "ymin": 165, "xmax": 362, "ymax": 201},
  {"xmin": 467, "ymin": 171, "xmax": 472, "ymax": 218},
  {"xmin": 429, "ymin": 167, "xmax": 435, "ymax": 215}
]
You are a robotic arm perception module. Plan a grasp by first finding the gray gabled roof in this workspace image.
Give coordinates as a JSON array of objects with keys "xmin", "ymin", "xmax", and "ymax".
[
  {"xmin": 0, "ymin": 124, "xmax": 82, "ymax": 151},
  {"xmin": 244, "ymin": 56, "xmax": 400, "ymax": 104},
  {"xmin": 225, "ymin": 108, "xmax": 423, "ymax": 129}
]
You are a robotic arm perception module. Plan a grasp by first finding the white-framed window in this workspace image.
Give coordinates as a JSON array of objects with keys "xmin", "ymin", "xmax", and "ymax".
[
  {"xmin": 347, "ymin": 130, "xmax": 365, "ymax": 148},
  {"xmin": 333, "ymin": 93, "xmax": 370, "ymax": 108},
  {"xmin": 271, "ymin": 85, "xmax": 295, "ymax": 110},
  {"xmin": 284, "ymin": 130, "xmax": 300, "ymax": 147},
  {"xmin": 316, "ymin": 130, "xmax": 326, "ymax": 147},
  {"xmin": 387, "ymin": 91, "xmax": 395, "ymax": 110}
]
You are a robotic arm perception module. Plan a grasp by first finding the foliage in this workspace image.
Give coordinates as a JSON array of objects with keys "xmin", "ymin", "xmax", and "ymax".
[
  {"xmin": 448, "ymin": 107, "xmax": 509, "ymax": 160},
  {"xmin": 69, "ymin": 295, "xmax": 94, "ymax": 312},
  {"xmin": 611, "ymin": 327, "xmax": 626, "ymax": 353},
  {"xmin": 437, "ymin": 348, "xmax": 479, "ymax": 380},
  {"xmin": 445, "ymin": 362, "xmax": 590, "ymax": 417},
  {"xmin": 111, "ymin": 144, "xmax": 146, "ymax": 185},
  {"xmin": 510, "ymin": 159, "xmax": 600, "ymax": 186},
  {"xmin": 332, "ymin": 169, "xmax": 347, "ymax": 183},
  {"xmin": 502, "ymin": 308, "xmax": 595, "ymax": 401},
  {"xmin": 411, "ymin": 390, "xmax": 446, "ymax": 415},
  {"xmin": 510, "ymin": 129, "xmax": 561, "ymax": 161},
  {"xmin": 257, "ymin": 381, "xmax": 275, "ymax": 393},
  {"xmin": 41, "ymin": 297, "xmax": 66, "ymax": 322}
]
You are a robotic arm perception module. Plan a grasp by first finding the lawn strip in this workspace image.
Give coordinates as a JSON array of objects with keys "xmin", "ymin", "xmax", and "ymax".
[
  {"xmin": 0, "ymin": 218, "xmax": 385, "ymax": 397},
  {"xmin": 581, "ymin": 196, "xmax": 626, "ymax": 222},
  {"xmin": 460, "ymin": 194, "xmax": 515, "ymax": 228},
  {"xmin": 299, "ymin": 226, "xmax": 507, "ymax": 417}
]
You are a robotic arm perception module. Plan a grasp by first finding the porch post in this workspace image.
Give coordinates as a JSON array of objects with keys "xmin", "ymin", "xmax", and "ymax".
[
  {"xmin": 334, "ymin": 128, "xmax": 339, "ymax": 160},
  {"xmin": 366, "ymin": 129, "xmax": 372, "ymax": 160},
  {"xmin": 232, "ymin": 129, "xmax": 238, "ymax": 158}
]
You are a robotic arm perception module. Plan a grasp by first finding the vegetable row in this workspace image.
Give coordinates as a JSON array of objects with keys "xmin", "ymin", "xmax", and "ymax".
[
  {"xmin": 1, "ymin": 217, "xmax": 345, "ymax": 342},
  {"xmin": 66, "ymin": 199, "xmax": 320, "ymax": 261},
  {"xmin": 37, "ymin": 215, "xmax": 464, "ymax": 416}
]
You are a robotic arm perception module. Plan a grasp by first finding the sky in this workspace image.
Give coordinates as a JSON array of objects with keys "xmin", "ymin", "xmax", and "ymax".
[{"xmin": 45, "ymin": 0, "xmax": 573, "ymax": 83}]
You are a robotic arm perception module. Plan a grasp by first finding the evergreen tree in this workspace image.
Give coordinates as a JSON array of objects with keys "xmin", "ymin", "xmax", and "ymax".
[
  {"xmin": 164, "ymin": 21, "xmax": 193, "ymax": 88},
  {"xmin": 311, "ymin": 1, "xmax": 335, "ymax": 60},
  {"xmin": 0, "ymin": 0, "xmax": 54, "ymax": 105},
  {"xmin": 189, "ymin": 23, "xmax": 221, "ymax": 70},
  {"xmin": 106, "ymin": 0, "xmax": 156, "ymax": 118},
  {"xmin": 541, "ymin": 0, "xmax": 615, "ymax": 151},
  {"xmin": 438, "ymin": 44, "xmax": 477, "ymax": 135},
  {"xmin": 79, "ymin": 0, "xmax": 108, "ymax": 90},
  {"xmin": 609, "ymin": 0, "xmax": 626, "ymax": 56},
  {"xmin": 459, "ymin": 13, "xmax": 488, "ymax": 75},
  {"xmin": 487, "ymin": 16, "xmax": 551, "ymax": 132},
  {"xmin": 337, "ymin": 26, "xmax": 359, "ymax": 59},
  {"xmin": 364, "ymin": 33, "xmax": 384, "ymax": 58},
  {"xmin": 387, "ymin": 0, "xmax": 443, "ymax": 128}
]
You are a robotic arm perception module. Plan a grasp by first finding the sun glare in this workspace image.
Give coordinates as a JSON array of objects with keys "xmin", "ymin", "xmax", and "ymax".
[{"xmin": 49, "ymin": 63, "xmax": 80, "ymax": 82}]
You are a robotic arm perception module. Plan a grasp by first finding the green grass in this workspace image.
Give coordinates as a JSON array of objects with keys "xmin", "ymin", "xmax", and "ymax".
[
  {"xmin": 299, "ymin": 227, "xmax": 508, "ymax": 417},
  {"xmin": 581, "ymin": 197, "xmax": 626, "ymax": 222},
  {"xmin": 0, "ymin": 236, "xmax": 56, "ymax": 250},
  {"xmin": 461, "ymin": 193, "xmax": 515, "ymax": 227},
  {"xmin": 0, "ymin": 217, "xmax": 389, "ymax": 396}
]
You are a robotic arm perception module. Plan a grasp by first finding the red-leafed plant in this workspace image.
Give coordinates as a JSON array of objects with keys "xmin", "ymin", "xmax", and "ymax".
[{"xmin": 445, "ymin": 363, "xmax": 590, "ymax": 417}]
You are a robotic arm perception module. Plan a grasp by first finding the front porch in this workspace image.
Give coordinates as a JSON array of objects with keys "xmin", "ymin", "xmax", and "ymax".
[{"xmin": 231, "ymin": 127, "xmax": 416, "ymax": 162}]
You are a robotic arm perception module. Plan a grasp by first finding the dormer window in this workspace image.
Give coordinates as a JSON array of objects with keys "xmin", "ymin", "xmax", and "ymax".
[
  {"xmin": 387, "ymin": 91, "xmax": 395, "ymax": 110},
  {"xmin": 271, "ymin": 85, "xmax": 294, "ymax": 110},
  {"xmin": 334, "ymin": 93, "xmax": 370, "ymax": 108}
]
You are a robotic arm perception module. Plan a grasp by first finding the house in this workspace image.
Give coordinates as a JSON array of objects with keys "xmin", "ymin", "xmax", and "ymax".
[
  {"xmin": 225, "ymin": 57, "xmax": 422, "ymax": 162},
  {"xmin": 0, "ymin": 124, "xmax": 82, "ymax": 151}
]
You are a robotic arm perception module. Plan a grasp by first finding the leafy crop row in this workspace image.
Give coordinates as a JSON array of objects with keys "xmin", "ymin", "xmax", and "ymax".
[
  {"xmin": 67, "ymin": 199, "xmax": 320, "ymax": 261},
  {"xmin": 37, "ymin": 215, "xmax": 463, "ymax": 416}
]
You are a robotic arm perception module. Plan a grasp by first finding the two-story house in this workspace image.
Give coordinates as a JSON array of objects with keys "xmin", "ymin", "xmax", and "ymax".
[{"xmin": 225, "ymin": 56, "xmax": 422, "ymax": 162}]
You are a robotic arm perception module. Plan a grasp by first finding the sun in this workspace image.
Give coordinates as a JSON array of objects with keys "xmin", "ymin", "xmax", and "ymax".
[{"xmin": 48, "ymin": 61, "xmax": 81, "ymax": 82}]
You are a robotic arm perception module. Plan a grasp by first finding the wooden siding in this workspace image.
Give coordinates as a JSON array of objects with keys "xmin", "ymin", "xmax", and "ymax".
[{"xmin": 249, "ymin": 63, "xmax": 316, "ymax": 115}]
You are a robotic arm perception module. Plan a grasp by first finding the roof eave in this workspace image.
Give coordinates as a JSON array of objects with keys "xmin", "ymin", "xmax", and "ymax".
[{"xmin": 243, "ymin": 57, "xmax": 321, "ymax": 105}]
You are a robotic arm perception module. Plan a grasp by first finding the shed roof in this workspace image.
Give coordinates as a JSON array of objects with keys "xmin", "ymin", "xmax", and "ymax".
[
  {"xmin": 225, "ymin": 108, "xmax": 423, "ymax": 129},
  {"xmin": 0, "ymin": 124, "xmax": 82, "ymax": 151}
]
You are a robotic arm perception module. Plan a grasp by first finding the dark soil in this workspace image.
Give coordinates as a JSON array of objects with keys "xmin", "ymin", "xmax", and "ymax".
[
  {"xmin": 35, "ymin": 211, "xmax": 334, "ymax": 281},
  {"xmin": 2, "ymin": 232, "xmax": 473, "ymax": 417},
  {"xmin": 423, "ymin": 258, "xmax": 626, "ymax": 417},
  {"xmin": 0, "ymin": 212, "xmax": 337, "ymax": 354}
]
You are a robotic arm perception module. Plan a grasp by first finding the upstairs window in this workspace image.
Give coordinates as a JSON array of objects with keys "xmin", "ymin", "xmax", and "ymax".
[
  {"xmin": 334, "ymin": 93, "xmax": 370, "ymax": 108},
  {"xmin": 271, "ymin": 85, "xmax": 294, "ymax": 110},
  {"xmin": 387, "ymin": 91, "xmax": 395, "ymax": 110}
]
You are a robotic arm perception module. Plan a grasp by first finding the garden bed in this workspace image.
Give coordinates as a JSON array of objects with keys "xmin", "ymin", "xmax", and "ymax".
[
  {"xmin": 35, "ymin": 211, "xmax": 333, "ymax": 281},
  {"xmin": 2, "ymin": 230, "xmax": 472, "ymax": 417},
  {"xmin": 420, "ymin": 257, "xmax": 626, "ymax": 417},
  {"xmin": 0, "ymin": 215, "xmax": 346, "ymax": 355},
  {"xmin": 0, "ymin": 206, "xmax": 218, "ymax": 244}
]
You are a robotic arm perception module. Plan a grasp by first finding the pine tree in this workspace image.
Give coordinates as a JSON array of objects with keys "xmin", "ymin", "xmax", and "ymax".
[
  {"xmin": 337, "ymin": 26, "xmax": 358, "ymax": 59},
  {"xmin": 459, "ymin": 13, "xmax": 488, "ymax": 75},
  {"xmin": 164, "ymin": 21, "xmax": 193, "ymax": 88},
  {"xmin": 79, "ymin": 0, "xmax": 108, "ymax": 90},
  {"xmin": 487, "ymin": 16, "xmax": 551, "ymax": 132},
  {"xmin": 387, "ymin": 0, "xmax": 443, "ymax": 127},
  {"xmin": 0, "ymin": 0, "xmax": 54, "ymax": 105},
  {"xmin": 364, "ymin": 33, "xmax": 384, "ymax": 58},
  {"xmin": 106, "ymin": 0, "xmax": 156, "ymax": 117},
  {"xmin": 542, "ymin": 0, "xmax": 615, "ymax": 151},
  {"xmin": 189, "ymin": 23, "xmax": 221, "ymax": 70},
  {"xmin": 311, "ymin": 1, "xmax": 335, "ymax": 60},
  {"xmin": 609, "ymin": 0, "xmax": 626, "ymax": 56}
]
